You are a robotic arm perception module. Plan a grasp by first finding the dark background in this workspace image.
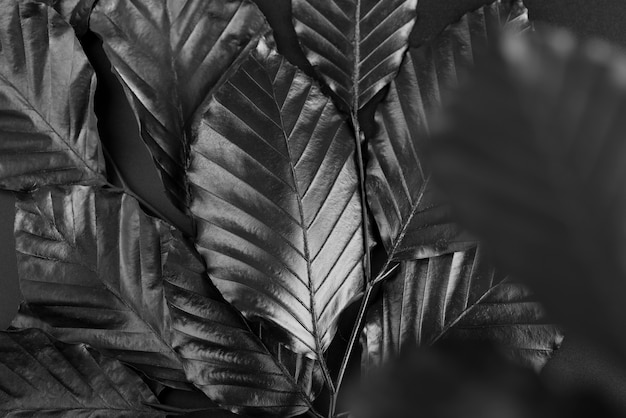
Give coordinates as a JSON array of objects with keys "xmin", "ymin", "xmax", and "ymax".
[{"xmin": 3, "ymin": 0, "xmax": 626, "ymax": 413}]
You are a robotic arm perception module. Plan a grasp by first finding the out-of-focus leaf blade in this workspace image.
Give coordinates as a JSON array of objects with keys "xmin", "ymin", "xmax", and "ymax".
[
  {"xmin": 164, "ymin": 233, "xmax": 323, "ymax": 416},
  {"xmin": 90, "ymin": 0, "xmax": 267, "ymax": 209},
  {"xmin": 362, "ymin": 246, "xmax": 562, "ymax": 372},
  {"xmin": 0, "ymin": 0, "xmax": 106, "ymax": 191},
  {"xmin": 0, "ymin": 328, "xmax": 161, "ymax": 417},
  {"xmin": 366, "ymin": 0, "xmax": 528, "ymax": 262},
  {"xmin": 291, "ymin": 0, "xmax": 418, "ymax": 111},
  {"xmin": 189, "ymin": 36, "xmax": 365, "ymax": 357},
  {"xmin": 433, "ymin": 28, "xmax": 626, "ymax": 355}
]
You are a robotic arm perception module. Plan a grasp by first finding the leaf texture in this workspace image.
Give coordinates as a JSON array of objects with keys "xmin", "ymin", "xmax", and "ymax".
[
  {"xmin": 90, "ymin": 0, "xmax": 267, "ymax": 209},
  {"xmin": 164, "ymin": 233, "xmax": 323, "ymax": 416},
  {"xmin": 0, "ymin": 328, "xmax": 161, "ymax": 417},
  {"xmin": 41, "ymin": 0, "xmax": 98, "ymax": 35},
  {"xmin": 432, "ymin": 28, "xmax": 626, "ymax": 353},
  {"xmin": 362, "ymin": 246, "xmax": 562, "ymax": 372},
  {"xmin": 291, "ymin": 0, "xmax": 418, "ymax": 111},
  {"xmin": 0, "ymin": 0, "xmax": 106, "ymax": 191},
  {"xmin": 188, "ymin": 36, "xmax": 365, "ymax": 357},
  {"xmin": 366, "ymin": 0, "xmax": 529, "ymax": 262}
]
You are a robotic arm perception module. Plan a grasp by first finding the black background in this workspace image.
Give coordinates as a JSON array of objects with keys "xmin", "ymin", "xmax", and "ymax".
[{"xmin": 3, "ymin": 0, "xmax": 626, "ymax": 413}]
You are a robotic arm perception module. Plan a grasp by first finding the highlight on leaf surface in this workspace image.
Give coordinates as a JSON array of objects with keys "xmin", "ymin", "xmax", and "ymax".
[
  {"xmin": 0, "ymin": 0, "xmax": 106, "ymax": 191},
  {"xmin": 432, "ymin": 27, "xmax": 626, "ymax": 356},
  {"xmin": 90, "ymin": 0, "xmax": 267, "ymax": 210},
  {"xmin": 0, "ymin": 328, "xmax": 162, "ymax": 417},
  {"xmin": 188, "ymin": 35, "xmax": 365, "ymax": 358},
  {"xmin": 291, "ymin": 0, "xmax": 418, "ymax": 111},
  {"xmin": 12, "ymin": 185, "xmax": 323, "ymax": 416}
]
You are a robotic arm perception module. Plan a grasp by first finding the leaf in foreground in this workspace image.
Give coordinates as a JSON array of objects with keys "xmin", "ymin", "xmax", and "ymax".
[
  {"xmin": 0, "ymin": 0, "xmax": 106, "ymax": 191},
  {"xmin": 90, "ymin": 0, "xmax": 267, "ymax": 209},
  {"xmin": 188, "ymin": 35, "xmax": 365, "ymax": 358},
  {"xmin": 433, "ymin": 28, "xmax": 626, "ymax": 356},
  {"xmin": 0, "ymin": 328, "xmax": 160, "ymax": 417},
  {"xmin": 291, "ymin": 0, "xmax": 418, "ymax": 111},
  {"xmin": 362, "ymin": 245, "xmax": 562, "ymax": 373},
  {"xmin": 42, "ymin": 0, "xmax": 97, "ymax": 35},
  {"xmin": 365, "ymin": 0, "xmax": 529, "ymax": 263}
]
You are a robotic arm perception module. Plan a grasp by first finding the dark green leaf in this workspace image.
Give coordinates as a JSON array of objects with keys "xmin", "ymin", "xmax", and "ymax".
[
  {"xmin": 188, "ymin": 36, "xmax": 365, "ymax": 357},
  {"xmin": 0, "ymin": 328, "xmax": 161, "ymax": 417},
  {"xmin": 291, "ymin": 0, "xmax": 418, "ymax": 111},
  {"xmin": 0, "ymin": 0, "xmax": 106, "ymax": 191},
  {"xmin": 90, "ymin": 0, "xmax": 267, "ymax": 209},
  {"xmin": 366, "ymin": 0, "xmax": 529, "ymax": 263},
  {"xmin": 362, "ymin": 246, "xmax": 562, "ymax": 372}
]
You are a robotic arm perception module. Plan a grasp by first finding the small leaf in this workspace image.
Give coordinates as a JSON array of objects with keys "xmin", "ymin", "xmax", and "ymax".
[
  {"xmin": 0, "ymin": 0, "xmax": 106, "ymax": 191},
  {"xmin": 362, "ymin": 246, "xmax": 562, "ymax": 372},
  {"xmin": 291, "ymin": 0, "xmax": 418, "ymax": 111},
  {"xmin": 90, "ymin": 0, "xmax": 267, "ymax": 209},
  {"xmin": 0, "ymin": 328, "xmax": 162, "ymax": 417},
  {"xmin": 188, "ymin": 36, "xmax": 365, "ymax": 357},
  {"xmin": 366, "ymin": 0, "xmax": 529, "ymax": 263}
]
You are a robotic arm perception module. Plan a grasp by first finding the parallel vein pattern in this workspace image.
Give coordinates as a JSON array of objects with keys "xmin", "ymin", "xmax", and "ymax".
[
  {"xmin": 189, "ymin": 37, "xmax": 365, "ymax": 357},
  {"xmin": 0, "ymin": 329, "xmax": 160, "ymax": 417},
  {"xmin": 362, "ymin": 246, "xmax": 562, "ymax": 372},
  {"xmin": 90, "ymin": 0, "xmax": 266, "ymax": 208},
  {"xmin": 0, "ymin": 0, "xmax": 105, "ymax": 191},
  {"xmin": 292, "ymin": 0, "xmax": 418, "ymax": 110},
  {"xmin": 366, "ymin": 0, "xmax": 529, "ymax": 262}
]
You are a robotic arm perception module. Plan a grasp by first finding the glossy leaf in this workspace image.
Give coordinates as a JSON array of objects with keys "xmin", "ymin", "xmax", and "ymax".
[
  {"xmin": 0, "ymin": 328, "xmax": 161, "ymax": 417},
  {"xmin": 362, "ymin": 246, "xmax": 562, "ymax": 372},
  {"xmin": 0, "ymin": 0, "xmax": 106, "ymax": 191},
  {"xmin": 291, "ymin": 0, "xmax": 418, "ymax": 111},
  {"xmin": 366, "ymin": 0, "xmax": 529, "ymax": 262},
  {"xmin": 90, "ymin": 0, "xmax": 267, "ymax": 209},
  {"xmin": 164, "ymin": 232, "xmax": 323, "ymax": 416},
  {"xmin": 42, "ymin": 0, "xmax": 97, "ymax": 35},
  {"xmin": 433, "ymin": 29, "xmax": 626, "ymax": 354},
  {"xmin": 188, "ymin": 36, "xmax": 365, "ymax": 357}
]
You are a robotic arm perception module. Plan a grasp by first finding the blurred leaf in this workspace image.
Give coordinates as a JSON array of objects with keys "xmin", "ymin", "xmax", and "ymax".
[
  {"xmin": 0, "ymin": 328, "xmax": 162, "ymax": 417},
  {"xmin": 433, "ymin": 28, "xmax": 626, "ymax": 354},
  {"xmin": 188, "ymin": 35, "xmax": 365, "ymax": 358},
  {"xmin": 291, "ymin": 0, "xmax": 418, "ymax": 111},
  {"xmin": 0, "ymin": 0, "xmax": 106, "ymax": 191},
  {"xmin": 362, "ymin": 245, "xmax": 562, "ymax": 374},
  {"xmin": 366, "ymin": 0, "xmax": 529, "ymax": 263},
  {"xmin": 90, "ymin": 0, "xmax": 267, "ymax": 210}
]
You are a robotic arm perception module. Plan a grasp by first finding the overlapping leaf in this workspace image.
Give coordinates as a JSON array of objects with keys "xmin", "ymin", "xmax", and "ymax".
[
  {"xmin": 0, "ymin": 328, "xmax": 161, "ymax": 417},
  {"xmin": 41, "ymin": 0, "xmax": 97, "ymax": 35},
  {"xmin": 362, "ymin": 245, "xmax": 562, "ymax": 372},
  {"xmin": 291, "ymin": 0, "xmax": 418, "ymax": 111},
  {"xmin": 188, "ymin": 36, "xmax": 365, "ymax": 357},
  {"xmin": 90, "ymin": 0, "xmax": 267, "ymax": 209},
  {"xmin": 366, "ymin": 0, "xmax": 529, "ymax": 263},
  {"xmin": 0, "ymin": 0, "xmax": 106, "ymax": 191},
  {"xmin": 433, "ymin": 29, "xmax": 626, "ymax": 354}
]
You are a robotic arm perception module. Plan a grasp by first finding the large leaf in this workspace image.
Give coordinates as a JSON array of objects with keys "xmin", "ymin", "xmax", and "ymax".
[
  {"xmin": 164, "ymin": 232, "xmax": 323, "ymax": 416},
  {"xmin": 90, "ymin": 0, "xmax": 267, "ymax": 209},
  {"xmin": 433, "ymin": 29, "xmax": 626, "ymax": 355},
  {"xmin": 291, "ymin": 0, "xmax": 418, "ymax": 111},
  {"xmin": 42, "ymin": 0, "xmax": 97, "ymax": 35},
  {"xmin": 362, "ymin": 245, "xmax": 562, "ymax": 372},
  {"xmin": 0, "ymin": 0, "xmax": 106, "ymax": 191},
  {"xmin": 188, "ymin": 36, "xmax": 365, "ymax": 357},
  {"xmin": 0, "ymin": 328, "xmax": 161, "ymax": 417},
  {"xmin": 366, "ymin": 0, "xmax": 528, "ymax": 263},
  {"xmin": 12, "ymin": 186, "xmax": 323, "ymax": 415}
]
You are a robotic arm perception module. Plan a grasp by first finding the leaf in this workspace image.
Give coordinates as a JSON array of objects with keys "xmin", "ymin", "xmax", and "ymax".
[
  {"xmin": 164, "ymin": 232, "xmax": 323, "ymax": 416},
  {"xmin": 0, "ymin": 328, "xmax": 161, "ymax": 417},
  {"xmin": 291, "ymin": 0, "xmax": 418, "ymax": 111},
  {"xmin": 366, "ymin": 0, "xmax": 529, "ymax": 263},
  {"xmin": 41, "ymin": 0, "xmax": 98, "ymax": 35},
  {"xmin": 432, "ymin": 28, "xmax": 626, "ymax": 354},
  {"xmin": 362, "ymin": 245, "xmax": 563, "ymax": 372},
  {"xmin": 188, "ymin": 36, "xmax": 365, "ymax": 357},
  {"xmin": 0, "ymin": 0, "xmax": 106, "ymax": 191},
  {"xmin": 90, "ymin": 0, "xmax": 267, "ymax": 210}
]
